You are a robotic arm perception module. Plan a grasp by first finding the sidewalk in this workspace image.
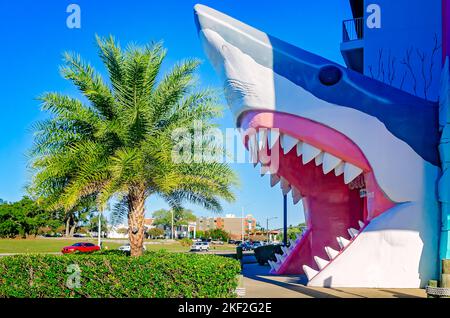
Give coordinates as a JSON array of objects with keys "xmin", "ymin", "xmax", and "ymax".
[{"xmin": 241, "ymin": 256, "xmax": 426, "ymax": 298}]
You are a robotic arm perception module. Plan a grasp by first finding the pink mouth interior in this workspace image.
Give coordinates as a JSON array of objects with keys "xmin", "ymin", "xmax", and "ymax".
[{"xmin": 240, "ymin": 110, "xmax": 395, "ymax": 275}]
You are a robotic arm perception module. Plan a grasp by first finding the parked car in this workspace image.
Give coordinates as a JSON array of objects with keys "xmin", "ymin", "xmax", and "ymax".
[
  {"xmin": 43, "ymin": 233, "xmax": 62, "ymax": 238},
  {"xmin": 239, "ymin": 242, "xmax": 252, "ymax": 251},
  {"xmin": 251, "ymin": 241, "xmax": 263, "ymax": 250},
  {"xmin": 117, "ymin": 243, "xmax": 146, "ymax": 252},
  {"xmin": 73, "ymin": 233, "xmax": 87, "ymax": 238},
  {"xmin": 228, "ymin": 239, "xmax": 236, "ymax": 244},
  {"xmin": 61, "ymin": 242, "xmax": 100, "ymax": 254},
  {"xmin": 190, "ymin": 241, "xmax": 209, "ymax": 252},
  {"xmin": 211, "ymin": 240, "xmax": 224, "ymax": 245}
]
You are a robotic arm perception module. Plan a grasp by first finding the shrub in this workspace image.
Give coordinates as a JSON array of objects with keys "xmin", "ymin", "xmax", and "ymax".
[
  {"xmin": 204, "ymin": 228, "xmax": 230, "ymax": 241},
  {"xmin": 147, "ymin": 227, "xmax": 164, "ymax": 239},
  {"xmin": 179, "ymin": 238, "xmax": 193, "ymax": 247},
  {"xmin": 0, "ymin": 251, "xmax": 240, "ymax": 298}
]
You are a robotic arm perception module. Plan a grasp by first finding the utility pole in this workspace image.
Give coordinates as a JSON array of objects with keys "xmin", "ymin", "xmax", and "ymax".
[
  {"xmin": 266, "ymin": 217, "xmax": 277, "ymax": 243},
  {"xmin": 283, "ymin": 194, "xmax": 288, "ymax": 246},
  {"xmin": 241, "ymin": 207, "xmax": 244, "ymax": 242},
  {"xmin": 193, "ymin": 223, "xmax": 196, "ymax": 239}
]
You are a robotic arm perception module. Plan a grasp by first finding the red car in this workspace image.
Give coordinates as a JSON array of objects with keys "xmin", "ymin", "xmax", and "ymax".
[{"xmin": 61, "ymin": 242, "xmax": 100, "ymax": 254}]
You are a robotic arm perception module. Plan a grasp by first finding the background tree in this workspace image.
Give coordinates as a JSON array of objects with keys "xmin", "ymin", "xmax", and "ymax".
[
  {"xmin": 116, "ymin": 227, "xmax": 129, "ymax": 235},
  {"xmin": 88, "ymin": 214, "xmax": 108, "ymax": 237},
  {"xmin": 152, "ymin": 208, "xmax": 196, "ymax": 228},
  {"xmin": 0, "ymin": 197, "xmax": 59, "ymax": 238},
  {"xmin": 146, "ymin": 227, "xmax": 164, "ymax": 239},
  {"xmin": 29, "ymin": 35, "xmax": 237, "ymax": 256},
  {"xmin": 204, "ymin": 228, "xmax": 230, "ymax": 241},
  {"xmin": 195, "ymin": 230, "xmax": 205, "ymax": 238},
  {"xmin": 62, "ymin": 196, "xmax": 97, "ymax": 237},
  {"xmin": 276, "ymin": 223, "xmax": 306, "ymax": 242}
]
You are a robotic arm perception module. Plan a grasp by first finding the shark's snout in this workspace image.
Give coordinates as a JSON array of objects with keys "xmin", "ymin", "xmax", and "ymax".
[{"xmin": 195, "ymin": 4, "xmax": 440, "ymax": 204}]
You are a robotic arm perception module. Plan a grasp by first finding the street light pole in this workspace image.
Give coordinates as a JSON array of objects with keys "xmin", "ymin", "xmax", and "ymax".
[
  {"xmin": 283, "ymin": 194, "xmax": 288, "ymax": 246},
  {"xmin": 266, "ymin": 217, "xmax": 277, "ymax": 243},
  {"xmin": 241, "ymin": 207, "xmax": 244, "ymax": 242},
  {"xmin": 98, "ymin": 212, "xmax": 101, "ymax": 248}
]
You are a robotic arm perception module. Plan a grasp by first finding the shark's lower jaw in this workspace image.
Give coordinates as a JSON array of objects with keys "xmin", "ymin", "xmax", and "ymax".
[{"xmin": 239, "ymin": 110, "xmax": 439, "ymax": 287}]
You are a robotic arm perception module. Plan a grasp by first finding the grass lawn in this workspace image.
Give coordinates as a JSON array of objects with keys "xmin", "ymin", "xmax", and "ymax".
[
  {"xmin": 0, "ymin": 238, "xmax": 121, "ymax": 254},
  {"xmin": 0, "ymin": 238, "xmax": 237, "ymax": 254}
]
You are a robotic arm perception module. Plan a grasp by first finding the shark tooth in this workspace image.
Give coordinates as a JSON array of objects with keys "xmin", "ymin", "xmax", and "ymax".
[
  {"xmin": 270, "ymin": 174, "xmax": 280, "ymax": 187},
  {"xmin": 358, "ymin": 220, "xmax": 365, "ymax": 229},
  {"xmin": 302, "ymin": 265, "xmax": 318, "ymax": 280},
  {"xmin": 280, "ymin": 134, "xmax": 298, "ymax": 154},
  {"xmin": 344, "ymin": 163, "xmax": 363, "ymax": 184},
  {"xmin": 248, "ymin": 134, "xmax": 258, "ymax": 165},
  {"xmin": 268, "ymin": 260, "xmax": 279, "ymax": 271},
  {"xmin": 292, "ymin": 187, "xmax": 302, "ymax": 205},
  {"xmin": 322, "ymin": 153, "xmax": 342, "ymax": 174},
  {"xmin": 280, "ymin": 177, "xmax": 291, "ymax": 195},
  {"xmin": 281, "ymin": 246, "xmax": 290, "ymax": 255},
  {"xmin": 296, "ymin": 142, "xmax": 303, "ymax": 156},
  {"xmin": 275, "ymin": 253, "xmax": 285, "ymax": 263},
  {"xmin": 334, "ymin": 162, "xmax": 345, "ymax": 176},
  {"xmin": 315, "ymin": 152, "xmax": 324, "ymax": 166},
  {"xmin": 337, "ymin": 236, "xmax": 350, "ymax": 249},
  {"xmin": 260, "ymin": 164, "xmax": 269, "ymax": 176},
  {"xmin": 325, "ymin": 246, "xmax": 339, "ymax": 259},
  {"xmin": 289, "ymin": 239, "xmax": 296, "ymax": 248},
  {"xmin": 257, "ymin": 129, "xmax": 268, "ymax": 150},
  {"xmin": 269, "ymin": 129, "xmax": 280, "ymax": 149},
  {"xmin": 348, "ymin": 228, "xmax": 359, "ymax": 238},
  {"xmin": 302, "ymin": 143, "xmax": 321, "ymax": 164},
  {"xmin": 314, "ymin": 256, "xmax": 329, "ymax": 270}
]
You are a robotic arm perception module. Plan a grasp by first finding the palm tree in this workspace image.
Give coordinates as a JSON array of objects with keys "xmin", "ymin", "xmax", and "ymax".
[{"xmin": 29, "ymin": 35, "xmax": 237, "ymax": 256}]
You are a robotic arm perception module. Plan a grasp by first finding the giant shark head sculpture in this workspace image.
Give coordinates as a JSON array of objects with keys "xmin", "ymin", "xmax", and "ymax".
[{"xmin": 194, "ymin": 4, "xmax": 441, "ymax": 288}]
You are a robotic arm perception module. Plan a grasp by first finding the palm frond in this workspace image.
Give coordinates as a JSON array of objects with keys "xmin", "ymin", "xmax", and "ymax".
[{"xmin": 61, "ymin": 52, "xmax": 115, "ymax": 119}]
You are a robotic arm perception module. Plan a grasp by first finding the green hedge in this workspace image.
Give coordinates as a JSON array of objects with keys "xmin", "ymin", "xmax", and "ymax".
[{"xmin": 0, "ymin": 251, "xmax": 240, "ymax": 298}]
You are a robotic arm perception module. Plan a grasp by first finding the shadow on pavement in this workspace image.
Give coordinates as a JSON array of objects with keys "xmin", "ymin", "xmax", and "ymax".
[{"xmin": 242, "ymin": 262, "xmax": 339, "ymax": 298}]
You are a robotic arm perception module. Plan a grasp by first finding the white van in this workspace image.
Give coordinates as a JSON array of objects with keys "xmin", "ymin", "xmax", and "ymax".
[{"xmin": 190, "ymin": 241, "xmax": 209, "ymax": 252}]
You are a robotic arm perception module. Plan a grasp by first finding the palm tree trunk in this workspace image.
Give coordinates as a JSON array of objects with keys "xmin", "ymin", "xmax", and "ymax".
[
  {"xmin": 128, "ymin": 188, "xmax": 146, "ymax": 257},
  {"xmin": 65, "ymin": 217, "xmax": 71, "ymax": 237},
  {"xmin": 69, "ymin": 224, "xmax": 76, "ymax": 237}
]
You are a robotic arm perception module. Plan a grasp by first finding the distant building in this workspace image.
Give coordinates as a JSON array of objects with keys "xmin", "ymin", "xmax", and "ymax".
[
  {"xmin": 108, "ymin": 224, "xmax": 128, "ymax": 239},
  {"xmin": 196, "ymin": 214, "xmax": 256, "ymax": 240},
  {"xmin": 144, "ymin": 218, "xmax": 155, "ymax": 230}
]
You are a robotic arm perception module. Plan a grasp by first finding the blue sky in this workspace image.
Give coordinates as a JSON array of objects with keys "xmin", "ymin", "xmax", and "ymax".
[{"xmin": 0, "ymin": 1, "xmax": 351, "ymax": 229}]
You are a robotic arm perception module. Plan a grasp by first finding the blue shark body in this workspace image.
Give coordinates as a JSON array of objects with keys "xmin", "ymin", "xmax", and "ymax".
[{"xmin": 194, "ymin": 4, "xmax": 443, "ymax": 287}]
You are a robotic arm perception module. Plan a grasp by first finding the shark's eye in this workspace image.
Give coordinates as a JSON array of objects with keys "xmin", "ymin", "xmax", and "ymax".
[{"xmin": 319, "ymin": 65, "xmax": 342, "ymax": 86}]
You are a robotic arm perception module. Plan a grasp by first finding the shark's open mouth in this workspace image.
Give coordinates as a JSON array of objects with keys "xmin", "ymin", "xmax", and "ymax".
[
  {"xmin": 240, "ymin": 110, "xmax": 396, "ymax": 279},
  {"xmin": 194, "ymin": 3, "xmax": 441, "ymax": 288}
]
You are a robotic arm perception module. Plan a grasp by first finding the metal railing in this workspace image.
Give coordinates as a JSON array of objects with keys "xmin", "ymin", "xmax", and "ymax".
[{"xmin": 343, "ymin": 17, "xmax": 364, "ymax": 42}]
